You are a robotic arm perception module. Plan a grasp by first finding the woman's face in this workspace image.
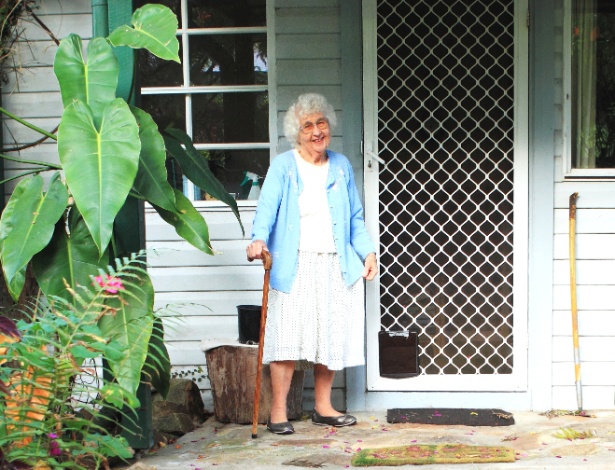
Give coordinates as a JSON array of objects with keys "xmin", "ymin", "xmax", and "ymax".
[{"xmin": 297, "ymin": 112, "xmax": 331, "ymax": 157}]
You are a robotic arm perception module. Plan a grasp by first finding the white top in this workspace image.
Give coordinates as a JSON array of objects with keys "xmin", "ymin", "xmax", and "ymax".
[{"xmin": 295, "ymin": 150, "xmax": 337, "ymax": 253}]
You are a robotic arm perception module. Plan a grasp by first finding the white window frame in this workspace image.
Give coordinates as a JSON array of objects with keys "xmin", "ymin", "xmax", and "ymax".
[
  {"xmin": 563, "ymin": 0, "xmax": 615, "ymax": 179},
  {"xmin": 139, "ymin": 0, "xmax": 274, "ymax": 205}
]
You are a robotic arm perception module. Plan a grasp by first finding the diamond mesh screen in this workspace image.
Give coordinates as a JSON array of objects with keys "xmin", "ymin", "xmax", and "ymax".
[{"xmin": 377, "ymin": 0, "xmax": 515, "ymax": 375}]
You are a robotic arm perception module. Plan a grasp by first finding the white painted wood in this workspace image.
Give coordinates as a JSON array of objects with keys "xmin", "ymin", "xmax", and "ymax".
[
  {"xmin": 2, "ymin": 117, "xmax": 61, "ymax": 143},
  {"xmin": 553, "ymin": 285, "xmax": 615, "ymax": 310},
  {"xmin": 554, "ymin": 208, "xmax": 615, "ymax": 234},
  {"xmin": 552, "ymin": 337, "xmax": 615, "ymax": 362},
  {"xmin": 147, "ymin": 240, "xmax": 254, "ymax": 267},
  {"xmin": 1, "ymin": 92, "xmax": 63, "ymax": 118},
  {"xmin": 145, "ymin": 206, "xmax": 251, "ymax": 241},
  {"xmin": 0, "ymin": 143, "xmax": 59, "ymax": 166},
  {"xmin": 162, "ymin": 316, "xmax": 237, "ymax": 343},
  {"xmin": 154, "ymin": 291, "xmax": 262, "ymax": 317},
  {"xmin": 275, "ymin": 86, "xmax": 342, "ymax": 109},
  {"xmin": 361, "ymin": 0, "xmax": 380, "ymax": 412},
  {"xmin": 552, "ymin": 362, "xmax": 615, "ymax": 386},
  {"xmin": 361, "ymin": 391, "xmax": 531, "ymax": 411},
  {"xmin": 276, "ymin": 34, "xmax": 339, "ymax": 59},
  {"xmin": 553, "ymin": 260, "xmax": 615, "ymax": 285},
  {"xmin": 552, "ymin": 386, "xmax": 615, "ymax": 410},
  {"xmin": 554, "ymin": 182, "xmax": 615, "ymax": 208},
  {"xmin": 20, "ymin": 14, "xmax": 93, "ymax": 41},
  {"xmin": 553, "ymin": 234, "xmax": 615, "ymax": 260},
  {"xmin": 37, "ymin": 0, "xmax": 92, "ymax": 15},
  {"xmin": 2, "ymin": 67, "xmax": 61, "ymax": 93},
  {"xmin": 167, "ymin": 342, "xmax": 209, "ymax": 366},
  {"xmin": 553, "ymin": 310, "xmax": 615, "ymax": 336},
  {"xmin": 276, "ymin": 60, "xmax": 341, "ymax": 85},
  {"xmin": 150, "ymin": 265, "xmax": 266, "ymax": 292},
  {"xmin": 275, "ymin": 9, "xmax": 340, "ymax": 34},
  {"xmin": 5, "ymin": 40, "xmax": 87, "ymax": 70},
  {"xmin": 274, "ymin": 0, "xmax": 338, "ymax": 8}
]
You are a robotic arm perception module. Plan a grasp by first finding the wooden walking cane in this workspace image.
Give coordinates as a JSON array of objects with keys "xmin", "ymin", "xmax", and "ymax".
[
  {"xmin": 569, "ymin": 192, "xmax": 583, "ymax": 411},
  {"xmin": 251, "ymin": 249, "xmax": 272, "ymax": 438}
]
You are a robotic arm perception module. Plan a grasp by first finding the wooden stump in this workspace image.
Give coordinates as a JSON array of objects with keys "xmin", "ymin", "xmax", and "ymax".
[{"xmin": 205, "ymin": 345, "xmax": 304, "ymax": 424}]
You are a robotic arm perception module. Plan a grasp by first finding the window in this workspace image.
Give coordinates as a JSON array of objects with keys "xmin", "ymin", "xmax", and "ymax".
[
  {"xmin": 569, "ymin": 0, "xmax": 615, "ymax": 171},
  {"xmin": 135, "ymin": 0, "xmax": 269, "ymax": 200}
]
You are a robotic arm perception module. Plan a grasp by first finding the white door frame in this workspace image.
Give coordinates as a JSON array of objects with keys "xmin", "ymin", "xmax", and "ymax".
[{"xmin": 361, "ymin": 0, "xmax": 529, "ymax": 395}]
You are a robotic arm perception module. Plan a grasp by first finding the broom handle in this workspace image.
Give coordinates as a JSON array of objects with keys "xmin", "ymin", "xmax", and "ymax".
[
  {"xmin": 569, "ymin": 192, "xmax": 582, "ymax": 411},
  {"xmin": 252, "ymin": 250, "xmax": 272, "ymax": 438}
]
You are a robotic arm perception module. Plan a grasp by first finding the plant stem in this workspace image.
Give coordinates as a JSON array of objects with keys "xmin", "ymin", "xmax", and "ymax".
[
  {"xmin": 0, "ymin": 106, "xmax": 57, "ymax": 141},
  {"xmin": 0, "ymin": 152, "xmax": 62, "ymax": 169},
  {"xmin": 0, "ymin": 168, "xmax": 52, "ymax": 185}
]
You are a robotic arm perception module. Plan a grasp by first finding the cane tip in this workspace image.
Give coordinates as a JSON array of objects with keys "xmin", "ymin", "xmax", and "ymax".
[{"xmin": 251, "ymin": 433, "xmax": 258, "ymax": 439}]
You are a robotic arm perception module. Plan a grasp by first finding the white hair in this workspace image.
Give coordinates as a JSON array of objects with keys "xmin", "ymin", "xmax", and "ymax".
[{"xmin": 283, "ymin": 93, "xmax": 337, "ymax": 146}]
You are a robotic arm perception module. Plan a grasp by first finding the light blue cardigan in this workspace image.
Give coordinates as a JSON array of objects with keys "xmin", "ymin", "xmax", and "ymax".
[{"xmin": 251, "ymin": 150, "xmax": 375, "ymax": 293}]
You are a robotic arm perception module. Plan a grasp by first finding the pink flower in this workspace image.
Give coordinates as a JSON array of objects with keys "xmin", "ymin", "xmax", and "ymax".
[
  {"xmin": 94, "ymin": 275, "xmax": 124, "ymax": 294},
  {"xmin": 49, "ymin": 434, "xmax": 61, "ymax": 457}
]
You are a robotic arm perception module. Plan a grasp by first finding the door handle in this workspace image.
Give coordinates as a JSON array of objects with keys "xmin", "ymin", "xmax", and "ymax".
[{"xmin": 366, "ymin": 150, "xmax": 385, "ymax": 168}]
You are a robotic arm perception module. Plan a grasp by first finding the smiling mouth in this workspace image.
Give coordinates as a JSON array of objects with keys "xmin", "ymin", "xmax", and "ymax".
[{"xmin": 313, "ymin": 135, "xmax": 324, "ymax": 143}]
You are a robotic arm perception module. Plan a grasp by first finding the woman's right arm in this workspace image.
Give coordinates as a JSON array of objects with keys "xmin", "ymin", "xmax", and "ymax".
[{"xmin": 247, "ymin": 155, "xmax": 286, "ymax": 259}]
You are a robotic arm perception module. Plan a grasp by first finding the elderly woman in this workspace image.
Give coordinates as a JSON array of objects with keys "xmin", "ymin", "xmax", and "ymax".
[{"xmin": 246, "ymin": 93, "xmax": 377, "ymax": 435}]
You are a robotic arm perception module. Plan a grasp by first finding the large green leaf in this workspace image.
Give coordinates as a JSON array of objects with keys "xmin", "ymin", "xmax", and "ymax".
[
  {"xmin": 58, "ymin": 99, "xmax": 140, "ymax": 257},
  {"xmin": 163, "ymin": 128, "xmax": 244, "ymax": 235},
  {"xmin": 53, "ymin": 35, "xmax": 118, "ymax": 127},
  {"xmin": 130, "ymin": 106, "xmax": 176, "ymax": 212},
  {"xmin": 0, "ymin": 176, "xmax": 29, "ymax": 248},
  {"xmin": 142, "ymin": 317, "xmax": 171, "ymax": 398},
  {"xmin": 0, "ymin": 173, "xmax": 68, "ymax": 301},
  {"xmin": 32, "ymin": 207, "xmax": 109, "ymax": 302},
  {"xmin": 152, "ymin": 189, "xmax": 214, "ymax": 255},
  {"xmin": 99, "ymin": 271, "xmax": 155, "ymax": 397},
  {"xmin": 108, "ymin": 4, "xmax": 180, "ymax": 63}
]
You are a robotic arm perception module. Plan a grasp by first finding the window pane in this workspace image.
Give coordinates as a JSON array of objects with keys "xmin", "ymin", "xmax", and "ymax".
[
  {"xmin": 571, "ymin": 0, "xmax": 615, "ymax": 168},
  {"xmin": 196, "ymin": 149, "xmax": 270, "ymax": 200},
  {"xmin": 189, "ymin": 34, "xmax": 267, "ymax": 86},
  {"xmin": 139, "ymin": 38, "xmax": 184, "ymax": 88},
  {"xmin": 187, "ymin": 1, "xmax": 266, "ymax": 28},
  {"xmin": 192, "ymin": 92, "xmax": 268, "ymax": 144},
  {"xmin": 165, "ymin": 149, "xmax": 269, "ymax": 200},
  {"xmin": 140, "ymin": 94, "xmax": 186, "ymax": 131}
]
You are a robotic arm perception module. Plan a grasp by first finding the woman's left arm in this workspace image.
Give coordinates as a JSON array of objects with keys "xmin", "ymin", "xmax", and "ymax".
[{"xmin": 362, "ymin": 252, "xmax": 378, "ymax": 280}]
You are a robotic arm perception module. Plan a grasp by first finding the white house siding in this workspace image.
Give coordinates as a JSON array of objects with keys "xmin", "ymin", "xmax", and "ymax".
[
  {"xmin": 1, "ymin": 0, "xmax": 92, "ymax": 197},
  {"xmin": 551, "ymin": 3, "xmax": 615, "ymax": 410},
  {"xmin": 146, "ymin": 0, "xmax": 349, "ymax": 411}
]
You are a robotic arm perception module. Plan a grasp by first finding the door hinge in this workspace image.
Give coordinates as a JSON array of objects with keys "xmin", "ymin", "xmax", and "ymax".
[{"xmin": 526, "ymin": 9, "xmax": 530, "ymax": 29}]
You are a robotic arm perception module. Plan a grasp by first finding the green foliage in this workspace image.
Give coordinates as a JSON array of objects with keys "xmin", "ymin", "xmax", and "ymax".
[
  {"xmin": 0, "ymin": 4, "xmax": 235, "ymax": 465},
  {"xmin": 0, "ymin": 3, "xmax": 243, "ymax": 303},
  {"xmin": 0, "ymin": 255, "xmax": 165, "ymax": 469},
  {"xmin": 553, "ymin": 427, "xmax": 596, "ymax": 440}
]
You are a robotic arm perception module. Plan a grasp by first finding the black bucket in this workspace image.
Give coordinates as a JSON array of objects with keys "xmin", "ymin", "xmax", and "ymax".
[{"xmin": 237, "ymin": 305, "xmax": 262, "ymax": 344}]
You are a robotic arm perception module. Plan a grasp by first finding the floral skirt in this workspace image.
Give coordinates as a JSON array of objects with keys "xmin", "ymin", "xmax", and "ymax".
[{"xmin": 262, "ymin": 251, "xmax": 365, "ymax": 371}]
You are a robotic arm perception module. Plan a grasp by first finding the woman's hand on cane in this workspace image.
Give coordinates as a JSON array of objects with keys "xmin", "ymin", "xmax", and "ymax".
[{"xmin": 247, "ymin": 240, "xmax": 268, "ymax": 262}]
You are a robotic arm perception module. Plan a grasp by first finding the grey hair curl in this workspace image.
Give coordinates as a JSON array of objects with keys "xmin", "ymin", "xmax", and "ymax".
[{"xmin": 283, "ymin": 93, "xmax": 337, "ymax": 146}]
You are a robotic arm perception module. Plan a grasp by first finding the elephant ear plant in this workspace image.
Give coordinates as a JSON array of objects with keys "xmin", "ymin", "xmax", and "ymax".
[{"xmin": 0, "ymin": 4, "xmax": 242, "ymax": 468}]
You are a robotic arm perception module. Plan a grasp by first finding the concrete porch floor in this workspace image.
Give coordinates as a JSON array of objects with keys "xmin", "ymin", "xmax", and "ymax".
[{"xmin": 116, "ymin": 409, "xmax": 615, "ymax": 469}]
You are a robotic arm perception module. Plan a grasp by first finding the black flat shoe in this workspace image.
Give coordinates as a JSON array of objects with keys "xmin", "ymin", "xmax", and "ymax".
[
  {"xmin": 312, "ymin": 410, "xmax": 357, "ymax": 427},
  {"xmin": 266, "ymin": 418, "xmax": 295, "ymax": 435}
]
